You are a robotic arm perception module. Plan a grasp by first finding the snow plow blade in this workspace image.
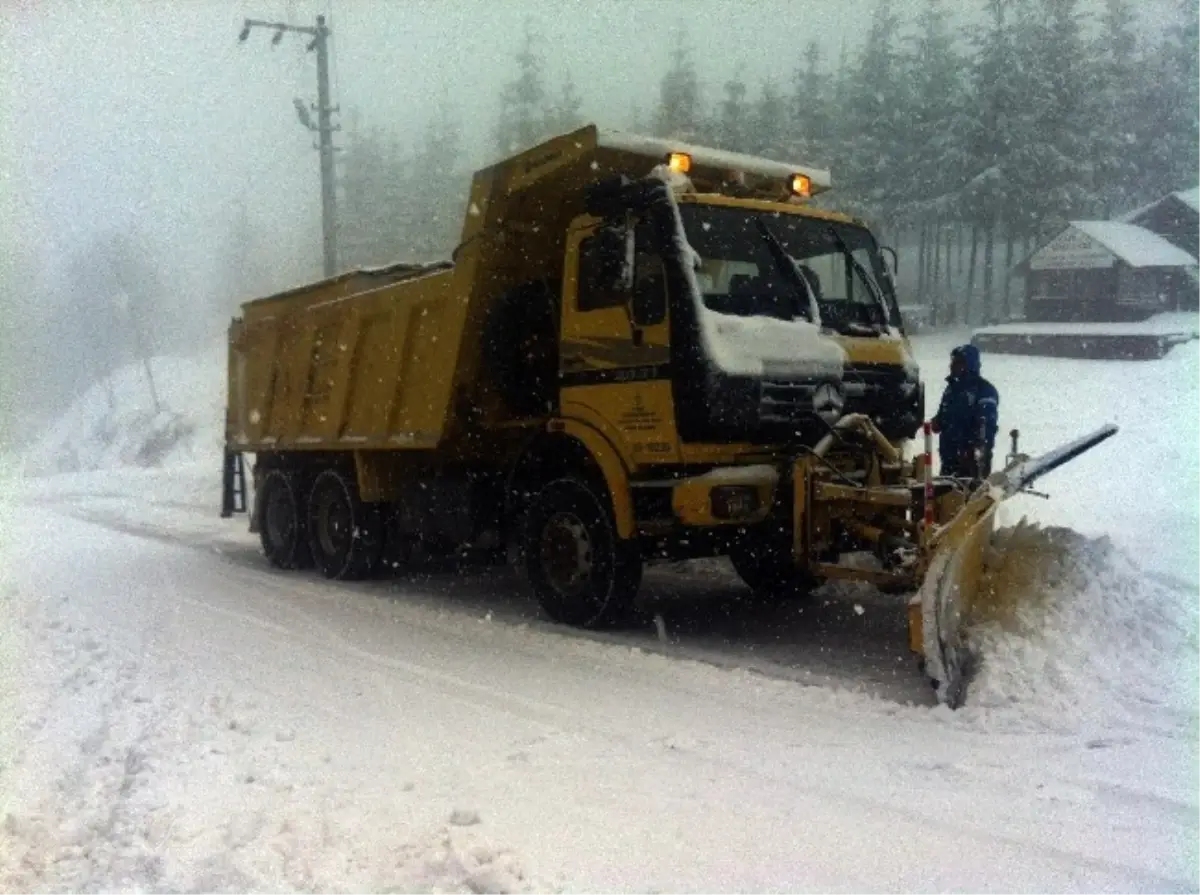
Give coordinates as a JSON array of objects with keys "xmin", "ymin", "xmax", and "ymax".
[{"xmin": 915, "ymin": 423, "xmax": 1119, "ymax": 708}]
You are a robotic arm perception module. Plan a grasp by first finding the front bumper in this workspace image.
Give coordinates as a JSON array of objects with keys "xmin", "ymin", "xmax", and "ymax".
[{"xmin": 668, "ymin": 464, "xmax": 780, "ymax": 527}]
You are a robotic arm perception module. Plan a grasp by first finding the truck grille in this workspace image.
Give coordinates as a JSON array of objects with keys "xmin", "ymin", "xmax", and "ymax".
[
  {"xmin": 842, "ymin": 363, "xmax": 909, "ymax": 416},
  {"xmin": 758, "ymin": 363, "xmax": 919, "ymax": 443},
  {"xmin": 759, "ymin": 379, "xmax": 818, "ymax": 424}
]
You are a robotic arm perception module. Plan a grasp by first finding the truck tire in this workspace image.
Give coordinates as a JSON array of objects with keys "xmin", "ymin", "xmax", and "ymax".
[
  {"xmin": 259, "ymin": 468, "xmax": 313, "ymax": 570},
  {"xmin": 521, "ymin": 477, "xmax": 642, "ymax": 629},
  {"xmin": 729, "ymin": 540, "xmax": 817, "ymax": 602},
  {"xmin": 306, "ymin": 468, "xmax": 384, "ymax": 581}
]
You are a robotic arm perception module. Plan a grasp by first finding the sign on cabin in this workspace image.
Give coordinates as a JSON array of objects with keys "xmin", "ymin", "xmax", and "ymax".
[{"xmin": 1029, "ymin": 227, "xmax": 1115, "ymax": 271}]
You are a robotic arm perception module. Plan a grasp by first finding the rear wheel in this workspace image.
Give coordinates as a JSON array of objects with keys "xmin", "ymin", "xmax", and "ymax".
[
  {"xmin": 729, "ymin": 538, "xmax": 817, "ymax": 602},
  {"xmin": 259, "ymin": 468, "xmax": 313, "ymax": 570},
  {"xmin": 521, "ymin": 477, "xmax": 642, "ymax": 629},
  {"xmin": 307, "ymin": 468, "xmax": 384, "ymax": 580}
]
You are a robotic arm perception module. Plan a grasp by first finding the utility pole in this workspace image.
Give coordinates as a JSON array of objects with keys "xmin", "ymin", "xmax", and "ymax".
[{"xmin": 239, "ymin": 14, "xmax": 339, "ymax": 278}]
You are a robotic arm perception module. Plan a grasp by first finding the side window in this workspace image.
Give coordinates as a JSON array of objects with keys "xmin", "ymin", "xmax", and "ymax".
[{"xmin": 577, "ymin": 236, "xmax": 628, "ymax": 312}]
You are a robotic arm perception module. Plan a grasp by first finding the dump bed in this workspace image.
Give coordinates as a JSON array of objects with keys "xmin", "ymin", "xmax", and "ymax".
[{"xmin": 227, "ymin": 260, "xmax": 468, "ymax": 451}]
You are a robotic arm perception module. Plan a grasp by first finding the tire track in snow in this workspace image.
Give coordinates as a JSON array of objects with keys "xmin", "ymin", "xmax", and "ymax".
[
  {"xmin": 42, "ymin": 511, "xmax": 1200, "ymax": 890},
  {"xmin": 11, "ymin": 500, "xmax": 1196, "ymax": 891},
  {"xmin": 36, "ymin": 495, "xmax": 934, "ymax": 707}
]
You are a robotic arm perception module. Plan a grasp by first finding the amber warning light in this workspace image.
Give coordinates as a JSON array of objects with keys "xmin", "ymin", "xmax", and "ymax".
[
  {"xmin": 791, "ymin": 173, "xmax": 812, "ymax": 198},
  {"xmin": 667, "ymin": 152, "xmax": 692, "ymax": 174}
]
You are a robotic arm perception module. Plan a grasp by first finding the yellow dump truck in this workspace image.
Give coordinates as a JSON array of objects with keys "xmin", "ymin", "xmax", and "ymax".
[{"xmin": 222, "ymin": 124, "xmax": 1117, "ymax": 706}]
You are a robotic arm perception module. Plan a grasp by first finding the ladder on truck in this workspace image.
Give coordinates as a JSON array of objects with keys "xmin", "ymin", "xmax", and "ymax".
[{"xmin": 221, "ymin": 449, "xmax": 247, "ymax": 518}]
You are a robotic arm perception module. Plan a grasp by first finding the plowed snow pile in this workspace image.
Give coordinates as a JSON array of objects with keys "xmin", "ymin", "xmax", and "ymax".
[
  {"xmin": 965, "ymin": 521, "xmax": 1199, "ymax": 731},
  {"xmin": 19, "ymin": 340, "xmax": 224, "ymax": 478}
]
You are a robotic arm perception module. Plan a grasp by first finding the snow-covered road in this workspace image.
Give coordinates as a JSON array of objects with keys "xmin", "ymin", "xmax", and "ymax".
[
  {"xmin": 2, "ymin": 499, "xmax": 1196, "ymax": 893},
  {"xmin": 2, "ymin": 330, "xmax": 1197, "ymax": 892}
]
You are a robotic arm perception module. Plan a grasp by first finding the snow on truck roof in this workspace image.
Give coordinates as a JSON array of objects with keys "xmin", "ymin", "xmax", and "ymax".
[{"xmin": 593, "ymin": 128, "xmax": 832, "ymax": 194}]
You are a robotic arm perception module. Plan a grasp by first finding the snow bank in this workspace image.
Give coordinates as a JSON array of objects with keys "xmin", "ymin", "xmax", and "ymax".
[
  {"xmin": 21, "ymin": 341, "xmax": 225, "ymax": 479},
  {"xmin": 975, "ymin": 311, "xmax": 1200, "ymax": 339},
  {"xmin": 964, "ymin": 521, "xmax": 1199, "ymax": 734}
]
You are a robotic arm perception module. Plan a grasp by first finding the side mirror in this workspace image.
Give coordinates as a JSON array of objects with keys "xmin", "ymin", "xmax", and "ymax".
[
  {"xmin": 630, "ymin": 259, "xmax": 667, "ymax": 327},
  {"xmin": 631, "ymin": 286, "xmax": 666, "ymax": 327},
  {"xmin": 587, "ymin": 224, "xmax": 633, "ymax": 293},
  {"xmin": 583, "ymin": 175, "xmax": 633, "ymax": 217}
]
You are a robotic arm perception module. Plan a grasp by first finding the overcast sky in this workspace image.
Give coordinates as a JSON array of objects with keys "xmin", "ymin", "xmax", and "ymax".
[{"xmin": 1, "ymin": 0, "xmax": 1180, "ymax": 303}]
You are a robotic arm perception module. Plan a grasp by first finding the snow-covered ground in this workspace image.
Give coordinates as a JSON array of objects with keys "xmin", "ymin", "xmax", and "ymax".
[
  {"xmin": 1, "ymin": 331, "xmax": 1197, "ymax": 892},
  {"xmin": 16, "ymin": 340, "xmax": 226, "ymax": 480},
  {"xmin": 922, "ymin": 328, "xmax": 1200, "ymax": 591},
  {"xmin": 974, "ymin": 311, "xmax": 1200, "ymax": 339}
]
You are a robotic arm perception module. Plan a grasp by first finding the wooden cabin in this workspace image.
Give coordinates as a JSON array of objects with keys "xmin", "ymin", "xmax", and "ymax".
[{"xmin": 1020, "ymin": 220, "xmax": 1197, "ymax": 324}]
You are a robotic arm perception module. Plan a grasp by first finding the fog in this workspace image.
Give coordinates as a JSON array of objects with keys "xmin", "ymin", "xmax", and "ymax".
[
  {"xmin": 1, "ymin": 0, "xmax": 1194, "ymax": 443},
  {"xmin": 4, "ymin": 0, "xmax": 882, "ymax": 291}
]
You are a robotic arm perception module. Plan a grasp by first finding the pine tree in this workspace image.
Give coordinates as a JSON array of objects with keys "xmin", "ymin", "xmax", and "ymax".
[
  {"xmin": 962, "ymin": 0, "xmax": 1028, "ymax": 322},
  {"xmin": 717, "ymin": 66, "xmax": 750, "ymax": 151},
  {"xmin": 902, "ymin": 0, "xmax": 971, "ymax": 215},
  {"xmin": 220, "ymin": 201, "xmax": 270, "ymax": 310},
  {"xmin": 655, "ymin": 30, "xmax": 703, "ymax": 141},
  {"xmin": 339, "ymin": 94, "xmax": 466, "ymax": 268},
  {"xmin": 625, "ymin": 100, "xmax": 654, "ymax": 135},
  {"xmin": 339, "ymin": 124, "xmax": 411, "ymax": 267},
  {"xmin": 1136, "ymin": 0, "xmax": 1199, "ymax": 198},
  {"xmin": 494, "ymin": 20, "xmax": 549, "ymax": 156},
  {"xmin": 546, "ymin": 70, "xmax": 585, "ymax": 135},
  {"xmin": 1012, "ymin": 0, "xmax": 1095, "ymax": 233},
  {"xmin": 838, "ymin": 0, "xmax": 909, "ymax": 222},
  {"xmin": 900, "ymin": 0, "xmax": 972, "ymax": 315},
  {"xmin": 790, "ymin": 40, "xmax": 834, "ymax": 168},
  {"xmin": 752, "ymin": 78, "xmax": 790, "ymax": 160},
  {"xmin": 408, "ymin": 96, "xmax": 466, "ymax": 261},
  {"xmin": 1089, "ymin": 0, "xmax": 1142, "ymax": 215}
]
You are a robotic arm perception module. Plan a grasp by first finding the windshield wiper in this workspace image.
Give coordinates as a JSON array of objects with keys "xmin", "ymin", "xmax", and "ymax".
[
  {"xmin": 826, "ymin": 225, "xmax": 892, "ymax": 331},
  {"xmin": 754, "ymin": 218, "xmax": 818, "ymax": 324}
]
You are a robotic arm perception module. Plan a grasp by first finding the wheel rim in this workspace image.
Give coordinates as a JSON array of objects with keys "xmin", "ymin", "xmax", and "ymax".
[
  {"xmin": 539, "ymin": 511, "xmax": 594, "ymax": 597},
  {"xmin": 314, "ymin": 481, "xmax": 353, "ymax": 560},
  {"xmin": 265, "ymin": 480, "xmax": 296, "ymax": 550}
]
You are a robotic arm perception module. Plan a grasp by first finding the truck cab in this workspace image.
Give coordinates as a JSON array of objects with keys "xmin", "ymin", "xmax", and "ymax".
[{"xmin": 551, "ymin": 155, "xmax": 922, "ymax": 472}]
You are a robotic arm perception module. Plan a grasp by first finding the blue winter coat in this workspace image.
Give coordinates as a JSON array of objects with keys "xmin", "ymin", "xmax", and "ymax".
[{"xmin": 932, "ymin": 344, "xmax": 999, "ymax": 465}]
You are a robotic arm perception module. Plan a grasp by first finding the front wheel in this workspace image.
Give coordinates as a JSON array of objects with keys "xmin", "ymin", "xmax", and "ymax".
[{"xmin": 521, "ymin": 477, "xmax": 642, "ymax": 629}]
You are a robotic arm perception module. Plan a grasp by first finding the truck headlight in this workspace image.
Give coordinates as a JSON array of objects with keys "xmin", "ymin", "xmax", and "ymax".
[{"xmin": 711, "ymin": 485, "xmax": 760, "ymax": 520}]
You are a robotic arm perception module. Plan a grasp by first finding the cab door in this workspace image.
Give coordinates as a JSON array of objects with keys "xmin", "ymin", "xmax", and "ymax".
[{"xmin": 559, "ymin": 219, "xmax": 681, "ymax": 465}]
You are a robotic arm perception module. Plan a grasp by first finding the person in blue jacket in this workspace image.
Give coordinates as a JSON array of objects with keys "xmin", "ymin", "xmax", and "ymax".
[{"xmin": 931, "ymin": 344, "xmax": 999, "ymax": 479}]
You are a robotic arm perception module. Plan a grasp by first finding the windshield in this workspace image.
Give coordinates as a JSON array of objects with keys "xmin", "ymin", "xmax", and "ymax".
[{"xmin": 678, "ymin": 204, "xmax": 899, "ymax": 334}]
